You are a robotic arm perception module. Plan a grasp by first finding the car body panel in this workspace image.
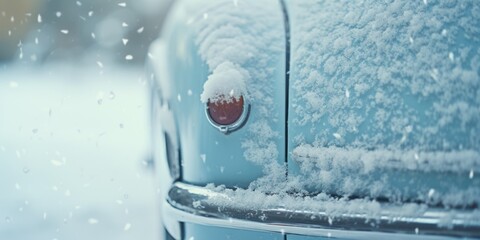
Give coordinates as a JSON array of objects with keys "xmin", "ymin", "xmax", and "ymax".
[
  {"xmin": 152, "ymin": 0, "xmax": 287, "ymax": 188},
  {"xmin": 285, "ymin": 0, "xmax": 480, "ymax": 205},
  {"xmin": 288, "ymin": 235, "xmax": 328, "ymax": 240},
  {"xmin": 184, "ymin": 223, "xmax": 283, "ymax": 240}
]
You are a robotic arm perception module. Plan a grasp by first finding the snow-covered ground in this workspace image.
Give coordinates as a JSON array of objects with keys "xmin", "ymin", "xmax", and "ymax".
[{"xmin": 0, "ymin": 63, "xmax": 159, "ymax": 240}]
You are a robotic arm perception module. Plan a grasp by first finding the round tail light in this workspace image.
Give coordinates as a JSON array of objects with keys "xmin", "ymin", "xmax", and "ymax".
[{"xmin": 206, "ymin": 95, "xmax": 250, "ymax": 134}]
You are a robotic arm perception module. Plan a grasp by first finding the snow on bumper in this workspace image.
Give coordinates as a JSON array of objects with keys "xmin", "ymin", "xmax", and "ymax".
[{"xmin": 164, "ymin": 182, "xmax": 480, "ymax": 239}]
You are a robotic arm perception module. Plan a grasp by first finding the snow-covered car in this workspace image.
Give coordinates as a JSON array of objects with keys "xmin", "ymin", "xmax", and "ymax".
[{"xmin": 147, "ymin": 0, "xmax": 480, "ymax": 239}]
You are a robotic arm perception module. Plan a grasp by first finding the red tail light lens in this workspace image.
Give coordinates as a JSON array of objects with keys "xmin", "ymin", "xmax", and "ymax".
[
  {"xmin": 207, "ymin": 96, "xmax": 244, "ymax": 125},
  {"xmin": 206, "ymin": 95, "xmax": 249, "ymax": 134}
]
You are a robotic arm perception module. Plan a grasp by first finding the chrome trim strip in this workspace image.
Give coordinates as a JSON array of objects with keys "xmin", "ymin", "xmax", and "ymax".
[{"xmin": 167, "ymin": 182, "xmax": 480, "ymax": 239}]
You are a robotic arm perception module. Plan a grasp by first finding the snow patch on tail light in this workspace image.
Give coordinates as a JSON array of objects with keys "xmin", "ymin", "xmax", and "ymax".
[
  {"xmin": 200, "ymin": 61, "xmax": 248, "ymax": 103},
  {"xmin": 201, "ymin": 61, "xmax": 250, "ymax": 134}
]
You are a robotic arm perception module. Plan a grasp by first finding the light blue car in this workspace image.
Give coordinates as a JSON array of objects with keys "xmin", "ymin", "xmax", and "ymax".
[{"xmin": 147, "ymin": 0, "xmax": 480, "ymax": 239}]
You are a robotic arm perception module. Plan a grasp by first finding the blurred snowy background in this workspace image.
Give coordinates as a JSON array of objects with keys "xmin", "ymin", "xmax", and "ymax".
[{"xmin": 0, "ymin": 0, "xmax": 172, "ymax": 239}]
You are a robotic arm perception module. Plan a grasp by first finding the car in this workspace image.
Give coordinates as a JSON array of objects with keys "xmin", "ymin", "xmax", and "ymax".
[{"xmin": 146, "ymin": 0, "xmax": 480, "ymax": 239}]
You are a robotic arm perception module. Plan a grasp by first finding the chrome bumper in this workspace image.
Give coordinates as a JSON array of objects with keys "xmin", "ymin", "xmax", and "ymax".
[{"xmin": 165, "ymin": 182, "xmax": 480, "ymax": 239}]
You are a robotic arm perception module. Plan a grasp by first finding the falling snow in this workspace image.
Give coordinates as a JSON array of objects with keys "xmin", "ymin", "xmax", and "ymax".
[
  {"xmin": 1, "ymin": 55, "xmax": 156, "ymax": 239},
  {"xmin": 87, "ymin": 218, "xmax": 98, "ymax": 224}
]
